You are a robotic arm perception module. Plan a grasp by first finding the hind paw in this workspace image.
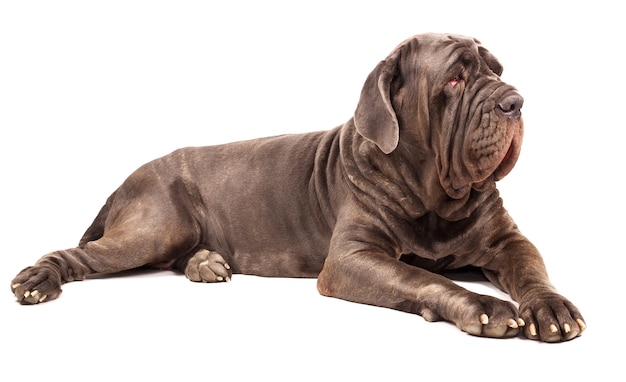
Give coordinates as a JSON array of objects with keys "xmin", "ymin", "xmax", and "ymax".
[
  {"xmin": 184, "ymin": 249, "xmax": 232, "ymax": 283},
  {"xmin": 11, "ymin": 266, "xmax": 63, "ymax": 304}
]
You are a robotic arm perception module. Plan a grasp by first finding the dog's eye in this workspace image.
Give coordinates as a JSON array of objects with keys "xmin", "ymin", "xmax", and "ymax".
[{"xmin": 449, "ymin": 75, "xmax": 462, "ymax": 87}]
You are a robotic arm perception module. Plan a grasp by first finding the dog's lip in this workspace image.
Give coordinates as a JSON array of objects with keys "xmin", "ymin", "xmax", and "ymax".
[{"xmin": 492, "ymin": 126, "xmax": 523, "ymax": 181}]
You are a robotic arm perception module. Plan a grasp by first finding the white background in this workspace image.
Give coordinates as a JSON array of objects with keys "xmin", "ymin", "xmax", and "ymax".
[{"xmin": 1, "ymin": 1, "xmax": 623, "ymax": 380}]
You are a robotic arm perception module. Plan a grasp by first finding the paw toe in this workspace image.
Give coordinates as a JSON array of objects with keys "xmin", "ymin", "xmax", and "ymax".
[
  {"xmin": 185, "ymin": 249, "xmax": 232, "ymax": 283},
  {"xmin": 11, "ymin": 267, "xmax": 61, "ymax": 304},
  {"xmin": 520, "ymin": 294, "xmax": 585, "ymax": 342},
  {"xmin": 456, "ymin": 295, "xmax": 521, "ymax": 339},
  {"xmin": 463, "ymin": 314, "xmax": 521, "ymax": 338}
]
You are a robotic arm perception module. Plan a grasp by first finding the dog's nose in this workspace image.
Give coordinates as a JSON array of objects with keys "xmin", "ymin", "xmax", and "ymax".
[{"xmin": 497, "ymin": 93, "xmax": 524, "ymax": 119}]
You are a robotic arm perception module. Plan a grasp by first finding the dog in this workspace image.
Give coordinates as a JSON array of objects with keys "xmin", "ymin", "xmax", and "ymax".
[{"xmin": 11, "ymin": 33, "xmax": 585, "ymax": 342}]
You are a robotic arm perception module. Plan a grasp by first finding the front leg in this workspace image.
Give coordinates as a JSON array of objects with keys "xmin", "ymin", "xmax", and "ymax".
[
  {"xmin": 483, "ymin": 239, "xmax": 586, "ymax": 342},
  {"xmin": 318, "ymin": 234, "xmax": 523, "ymax": 338}
]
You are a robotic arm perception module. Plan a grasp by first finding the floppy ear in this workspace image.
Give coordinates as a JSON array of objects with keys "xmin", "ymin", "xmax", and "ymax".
[{"xmin": 353, "ymin": 50, "xmax": 401, "ymax": 154}]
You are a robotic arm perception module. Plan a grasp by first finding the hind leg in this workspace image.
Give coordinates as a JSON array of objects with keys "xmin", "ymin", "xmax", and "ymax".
[{"xmin": 11, "ymin": 216, "xmax": 198, "ymax": 304}]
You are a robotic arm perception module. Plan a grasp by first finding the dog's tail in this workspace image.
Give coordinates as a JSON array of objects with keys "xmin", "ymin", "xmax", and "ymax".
[{"xmin": 78, "ymin": 189, "xmax": 119, "ymax": 248}]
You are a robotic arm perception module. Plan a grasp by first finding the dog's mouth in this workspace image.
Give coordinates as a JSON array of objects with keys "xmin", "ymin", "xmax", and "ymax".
[
  {"xmin": 492, "ymin": 124, "xmax": 523, "ymax": 181},
  {"xmin": 440, "ymin": 121, "xmax": 524, "ymax": 199}
]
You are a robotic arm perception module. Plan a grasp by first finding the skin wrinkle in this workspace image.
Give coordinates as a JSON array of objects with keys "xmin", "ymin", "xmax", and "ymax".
[
  {"xmin": 457, "ymin": 80, "xmax": 515, "ymax": 186},
  {"xmin": 435, "ymin": 43, "xmax": 503, "ymax": 197},
  {"xmin": 340, "ymin": 135, "xmax": 412, "ymax": 250}
]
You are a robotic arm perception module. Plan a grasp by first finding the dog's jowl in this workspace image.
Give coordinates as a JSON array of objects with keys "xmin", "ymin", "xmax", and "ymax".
[{"xmin": 11, "ymin": 33, "xmax": 585, "ymax": 342}]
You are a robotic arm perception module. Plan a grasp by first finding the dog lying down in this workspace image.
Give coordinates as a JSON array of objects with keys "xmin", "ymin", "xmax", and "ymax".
[{"xmin": 11, "ymin": 33, "xmax": 585, "ymax": 342}]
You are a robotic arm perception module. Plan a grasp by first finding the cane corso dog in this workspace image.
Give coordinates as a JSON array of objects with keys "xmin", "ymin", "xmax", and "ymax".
[{"xmin": 11, "ymin": 33, "xmax": 585, "ymax": 342}]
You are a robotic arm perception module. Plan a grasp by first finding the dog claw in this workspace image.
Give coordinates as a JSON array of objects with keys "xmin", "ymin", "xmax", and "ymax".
[
  {"xmin": 507, "ymin": 318, "xmax": 518, "ymax": 329},
  {"xmin": 20, "ymin": 289, "xmax": 48, "ymax": 304},
  {"xmin": 529, "ymin": 323, "xmax": 537, "ymax": 337},
  {"xmin": 564, "ymin": 323, "xmax": 571, "ymax": 334},
  {"xmin": 12, "ymin": 283, "xmax": 21, "ymax": 291},
  {"xmin": 549, "ymin": 324, "xmax": 558, "ymax": 333},
  {"xmin": 517, "ymin": 318, "xmax": 525, "ymax": 327},
  {"xmin": 185, "ymin": 250, "xmax": 232, "ymax": 283},
  {"xmin": 576, "ymin": 319, "xmax": 586, "ymax": 332},
  {"xmin": 479, "ymin": 314, "xmax": 489, "ymax": 325}
]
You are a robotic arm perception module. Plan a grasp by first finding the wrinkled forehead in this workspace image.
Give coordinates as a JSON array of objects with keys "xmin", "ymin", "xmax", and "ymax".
[
  {"xmin": 418, "ymin": 33, "xmax": 481, "ymax": 62},
  {"xmin": 395, "ymin": 33, "xmax": 497, "ymax": 76}
]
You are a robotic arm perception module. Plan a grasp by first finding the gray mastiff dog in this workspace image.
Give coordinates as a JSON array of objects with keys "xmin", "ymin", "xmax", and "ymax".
[{"xmin": 11, "ymin": 33, "xmax": 585, "ymax": 342}]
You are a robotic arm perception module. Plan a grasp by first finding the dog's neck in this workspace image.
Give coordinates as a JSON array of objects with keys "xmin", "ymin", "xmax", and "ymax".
[{"xmin": 340, "ymin": 120, "xmax": 497, "ymax": 223}]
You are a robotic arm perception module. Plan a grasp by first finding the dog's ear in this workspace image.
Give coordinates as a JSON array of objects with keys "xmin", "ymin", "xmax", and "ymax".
[{"xmin": 354, "ymin": 50, "xmax": 401, "ymax": 154}]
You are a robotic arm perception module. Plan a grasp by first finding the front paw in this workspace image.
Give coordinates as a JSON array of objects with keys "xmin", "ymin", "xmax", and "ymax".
[
  {"xmin": 453, "ymin": 294, "xmax": 523, "ymax": 338},
  {"xmin": 11, "ymin": 266, "xmax": 63, "ymax": 304},
  {"xmin": 519, "ymin": 291, "xmax": 586, "ymax": 342},
  {"xmin": 421, "ymin": 292, "xmax": 523, "ymax": 339}
]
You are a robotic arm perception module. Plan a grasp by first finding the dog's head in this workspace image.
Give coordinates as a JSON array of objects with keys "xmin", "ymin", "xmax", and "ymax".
[{"xmin": 354, "ymin": 33, "xmax": 524, "ymax": 199}]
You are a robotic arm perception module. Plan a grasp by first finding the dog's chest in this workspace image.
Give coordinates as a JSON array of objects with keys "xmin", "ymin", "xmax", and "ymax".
[{"xmin": 407, "ymin": 212, "xmax": 483, "ymax": 261}]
